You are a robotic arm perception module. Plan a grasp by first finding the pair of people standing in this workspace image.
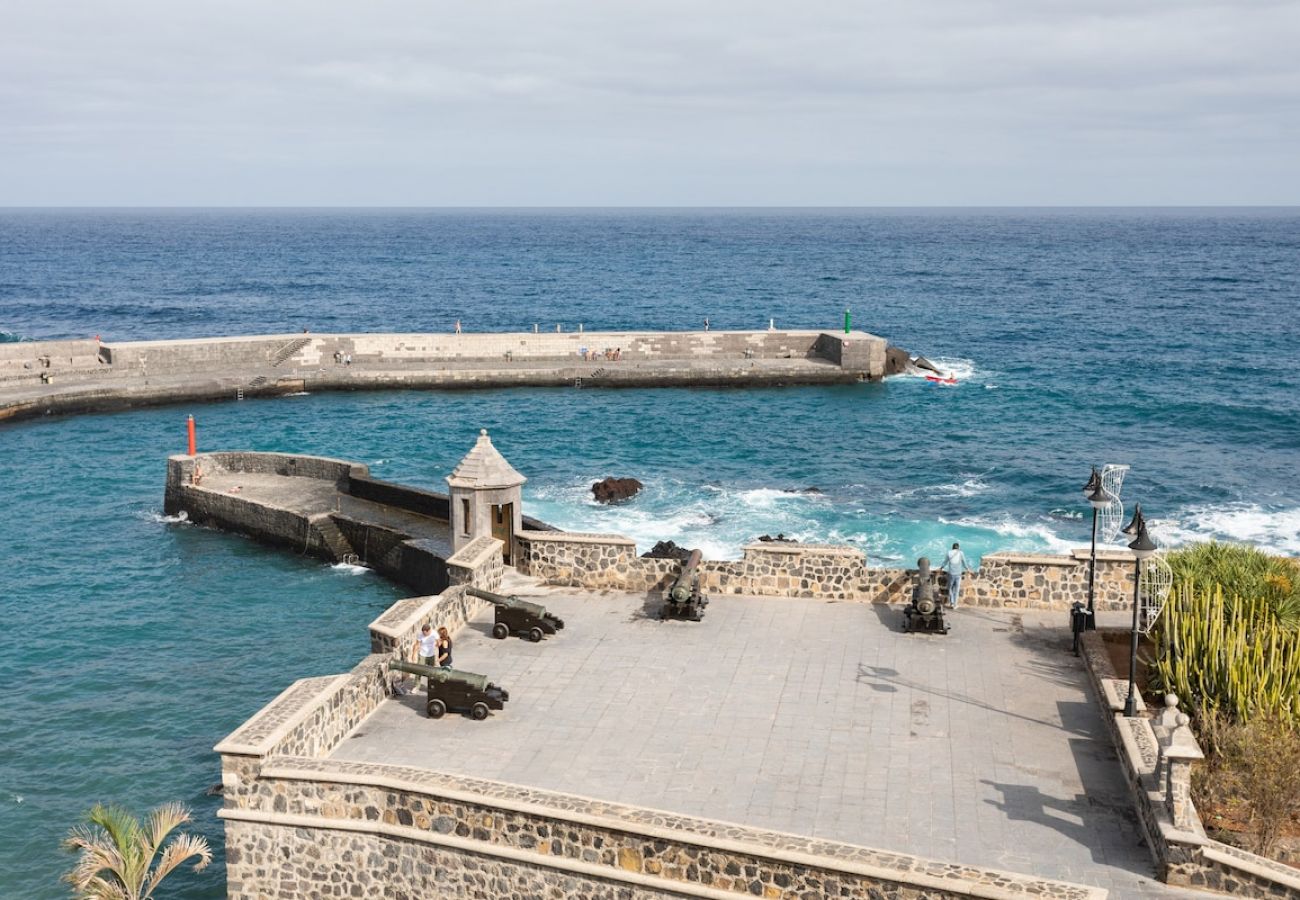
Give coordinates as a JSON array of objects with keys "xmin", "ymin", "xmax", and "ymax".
[{"xmin": 415, "ymin": 623, "xmax": 453, "ymax": 668}]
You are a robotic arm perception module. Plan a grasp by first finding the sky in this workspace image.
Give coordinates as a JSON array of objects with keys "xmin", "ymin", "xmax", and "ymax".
[{"xmin": 2, "ymin": 0, "xmax": 1298, "ymax": 206}]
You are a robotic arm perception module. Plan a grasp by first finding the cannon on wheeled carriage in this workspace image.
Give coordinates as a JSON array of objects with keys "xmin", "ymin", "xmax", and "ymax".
[
  {"xmin": 664, "ymin": 548, "xmax": 709, "ymax": 621},
  {"xmin": 388, "ymin": 660, "xmax": 509, "ymax": 720},
  {"xmin": 466, "ymin": 586, "xmax": 565, "ymax": 642},
  {"xmin": 902, "ymin": 557, "xmax": 948, "ymax": 634}
]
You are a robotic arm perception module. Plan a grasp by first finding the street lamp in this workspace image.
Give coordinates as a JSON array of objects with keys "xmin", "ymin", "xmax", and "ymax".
[
  {"xmin": 1122, "ymin": 504, "xmax": 1157, "ymax": 716},
  {"xmin": 1083, "ymin": 467, "xmax": 1109, "ymax": 629}
]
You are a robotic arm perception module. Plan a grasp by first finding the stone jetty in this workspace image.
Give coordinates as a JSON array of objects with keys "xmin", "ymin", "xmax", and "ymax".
[{"xmin": 0, "ymin": 328, "xmax": 896, "ymax": 423}]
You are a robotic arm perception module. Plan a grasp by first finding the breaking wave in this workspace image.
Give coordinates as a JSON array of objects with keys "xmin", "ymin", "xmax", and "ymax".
[{"xmin": 1152, "ymin": 504, "xmax": 1300, "ymax": 557}]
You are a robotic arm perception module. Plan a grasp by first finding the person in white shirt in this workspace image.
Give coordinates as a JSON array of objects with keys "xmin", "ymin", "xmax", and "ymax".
[
  {"xmin": 939, "ymin": 542, "xmax": 974, "ymax": 609},
  {"xmin": 414, "ymin": 623, "xmax": 439, "ymax": 667}
]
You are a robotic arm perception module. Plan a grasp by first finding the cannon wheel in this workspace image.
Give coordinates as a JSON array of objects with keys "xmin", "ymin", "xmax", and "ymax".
[
  {"xmin": 428, "ymin": 698, "xmax": 447, "ymax": 719},
  {"xmin": 492, "ymin": 623, "xmax": 509, "ymax": 640},
  {"xmin": 528, "ymin": 627, "xmax": 543, "ymax": 643},
  {"xmin": 471, "ymin": 702, "xmax": 490, "ymax": 721}
]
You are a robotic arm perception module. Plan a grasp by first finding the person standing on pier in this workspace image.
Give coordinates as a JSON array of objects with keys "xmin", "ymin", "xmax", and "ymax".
[
  {"xmin": 436, "ymin": 626, "xmax": 453, "ymax": 668},
  {"xmin": 415, "ymin": 623, "xmax": 439, "ymax": 667},
  {"xmin": 454, "ymin": 319, "xmax": 462, "ymax": 334},
  {"xmin": 939, "ymin": 542, "xmax": 973, "ymax": 608}
]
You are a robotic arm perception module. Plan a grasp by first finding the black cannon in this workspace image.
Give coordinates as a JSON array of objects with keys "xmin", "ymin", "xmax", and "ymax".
[
  {"xmin": 903, "ymin": 557, "xmax": 948, "ymax": 634},
  {"xmin": 389, "ymin": 660, "xmax": 509, "ymax": 719},
  {"xmin": 467, "ymin": 586, "xmax": 565, "ymax": 642},
  {"xmin": 664, "ymin": 548, "xmax": 709, "ymax": 621}
]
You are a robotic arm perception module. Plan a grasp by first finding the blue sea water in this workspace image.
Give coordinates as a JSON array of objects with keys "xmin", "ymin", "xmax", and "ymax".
[{"xmin": 1, "ymin": 209, "xmax": 1298, "ymax": 896}]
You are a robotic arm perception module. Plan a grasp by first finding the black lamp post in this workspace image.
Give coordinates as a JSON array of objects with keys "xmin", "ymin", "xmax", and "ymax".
[
  {"xmin": 1121, "ymin": 503, "xmax": 1157, "ymax": 717},
  {"xmin": 1083, "ymin": 467, "xmax": 1109, "ymax": 629}
]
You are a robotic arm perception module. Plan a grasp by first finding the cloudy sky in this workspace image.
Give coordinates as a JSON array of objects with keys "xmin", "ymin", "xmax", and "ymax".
[{"xmin": 2, "ymin": 0, "xmax": 1297, "ymax": 205}]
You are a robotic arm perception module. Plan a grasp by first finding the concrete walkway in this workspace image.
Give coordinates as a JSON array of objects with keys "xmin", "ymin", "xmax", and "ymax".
[
  {"xmin": 334, "ymin": 592, "xmax": 1207, "ymax": 898},
  {"xmin": 197, "ymin": 469, "xmax": 454, "ymax": 559}
]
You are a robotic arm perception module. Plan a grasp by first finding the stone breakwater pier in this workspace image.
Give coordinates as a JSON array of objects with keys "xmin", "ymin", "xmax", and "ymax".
[
  {"xmin": 170, "ymin": 435, "xmax": 1300, "ymax": 900},
  {"xmin": 0, "ymin": 328, "xmax": 903, "ymax": 423}
]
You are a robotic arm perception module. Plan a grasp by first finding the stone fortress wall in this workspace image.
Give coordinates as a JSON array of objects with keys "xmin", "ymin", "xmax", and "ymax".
[
  {"xmin": 188, "ymin": 449, "xmax": 1300, "ymax": 898},
  {"xmin": 216, "ymin": 533, "xmax": 1108, "ymax": 900}
]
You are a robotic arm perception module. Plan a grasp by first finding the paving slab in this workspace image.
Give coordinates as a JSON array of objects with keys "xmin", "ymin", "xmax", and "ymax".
[{"xmin": 333, "ymin": 591, "xmax": 1205, "ymax": 898}]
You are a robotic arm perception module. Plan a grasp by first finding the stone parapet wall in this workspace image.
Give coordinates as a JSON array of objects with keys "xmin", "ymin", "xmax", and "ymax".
[
  {"xmin": 447, "ymin": 536, "xmax": 505, "ymax": 592},
  {"xmin": 1078, "ymin": 631, "xmax": 1300, "ymax": 898},
  {"xmin": 169, "ymin": 451, "xmax": 363, "ymax": 491},
  {"xmin": 219, "ymin": 758, "xmax": 1104, "ymax": 900},
  {"xmin": 518, "ymin": 532, "xmax": 1140, "ymax": 611}
]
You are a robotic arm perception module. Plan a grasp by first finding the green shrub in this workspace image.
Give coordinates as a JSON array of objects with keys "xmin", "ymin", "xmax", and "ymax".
[
  {"xmin": 1192, "ymin": 713, "xmax": 1300, "ymax": 858},
  {"xmin": 1166, "ymin": 542, "xmax": 1300, "ymax": 626}
]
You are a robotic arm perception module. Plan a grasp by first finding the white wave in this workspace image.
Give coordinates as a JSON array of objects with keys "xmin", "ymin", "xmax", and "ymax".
[
  {"xmin": 898, "ymin": 355, "xmax": 978, "ymax": 382},
  {"xmin": 736, "ymin": 487, "xmax": 821, "ymax": 509},
  {"xmin": 940, "ymin": 515, "xmax": 1076, "ymax": 555},
  {"xmin": 1150, "ymin": 504, "xmax": 1300, "ymax": 556},
  {"xmin": 145, "ymin": 510, "xmax": 190, "ymax": 525},
  {"xmin": 881, "ymin": 474, "xmax": 992, "ymax": 501},
  {"xmin": 527, "ymin": 477, "xmax": 829, "ymax": 560},
  {"xmin": 10, "ymin": 794, "xmax": 23, "ymax": 804},
  {"xmin": 280, "ymin": 391, "xmax": 311, "ymax": 397},
  {"xmin": 330, "ymin": 562, "xmax": 371, "ymax": 575}
]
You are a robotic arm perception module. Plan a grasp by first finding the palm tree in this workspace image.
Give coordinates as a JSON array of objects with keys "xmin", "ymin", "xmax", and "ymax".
[{"xmin": 62, "ymin": 802, "xmax": 212, "ymax": 899}]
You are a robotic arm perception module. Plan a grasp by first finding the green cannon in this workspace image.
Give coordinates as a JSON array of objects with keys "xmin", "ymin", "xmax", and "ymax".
[
  {"xmin": 664, "ymin": 548, "xmax": 709, "ymax": 621},
  {"xmin": 466, "ymin": 586, "xmax": 565, "ymax": 642},
  {"xmin": 389, "ymin": 660, "xmax": 509, "ymax": 720}
]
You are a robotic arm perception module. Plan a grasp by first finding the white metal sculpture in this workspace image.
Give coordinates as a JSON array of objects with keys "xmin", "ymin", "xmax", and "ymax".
[
  {"xmin": 1098, "ymin": 464, "xmax": 1130, "ymax": 544},
  {"xmin": 1137, "ymin": 551, "xmax": 1174, "ymax": 633}
]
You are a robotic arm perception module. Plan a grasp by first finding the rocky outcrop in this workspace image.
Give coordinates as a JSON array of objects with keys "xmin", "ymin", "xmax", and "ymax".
[
  {"xmin": 912, "ymin": 355, "xmax": 943, "ymax": 376},
  {"xmin": 592, "ymin": 477, "xmax": 643, "ymax": 503},
  {"xmin": 885, "ymin": 346, "xmax": 911, "ymax": 376},
  {"xmin": 756, "ymin": 533, "xmax": 797, "ymax": 543},
  {"xmin": 641, "ymin": 540, "xmax": 694, "ymax": 561}
]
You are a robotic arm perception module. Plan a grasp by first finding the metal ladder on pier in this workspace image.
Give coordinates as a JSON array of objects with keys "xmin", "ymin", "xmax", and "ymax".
[{"xmin": 237, "ymin": 375, "xmax": 269, "ymax": 400}]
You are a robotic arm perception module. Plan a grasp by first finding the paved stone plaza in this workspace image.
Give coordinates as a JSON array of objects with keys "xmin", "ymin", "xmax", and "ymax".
[{"xmin": 334, "ymin": 591, "xmax": 1203, "ymax": 898}]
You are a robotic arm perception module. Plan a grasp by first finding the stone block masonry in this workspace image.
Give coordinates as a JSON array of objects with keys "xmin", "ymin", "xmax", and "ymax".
[{"xmin": 516, "ymin": 531, "xmax": 1142, "ymax": 612}]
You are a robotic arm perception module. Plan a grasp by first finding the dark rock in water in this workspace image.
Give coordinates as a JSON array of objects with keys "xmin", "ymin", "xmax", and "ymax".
[
  {"xmin": 205, "ymin": 783, "xmax": 224, "ymax": 797},
  {"xmin": 756, "ymin": 533, "xmax": 796, "ymax": 543},
  {"xmin": 642, "ymin": 540, "xmax": 694, "ymax": 561},
  {"xmin": 783, "ymin": 486, "xmax": 823, "ymax": 494},
  {"xmin": 886, "ymin": 346, "xmax": 911, "ymax": 376},
  {"xmin": 592, "ymin": 477, "xmax": 643, "ymax": 503},
  {"xmin": 912, "ymin": 355, "xmax": 943, "ymax": 376}
]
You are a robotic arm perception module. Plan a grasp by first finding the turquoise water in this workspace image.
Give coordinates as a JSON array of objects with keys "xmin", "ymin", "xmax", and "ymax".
[{"xmin": 2, "ymin": 209, "xmax": 1298, "ymax": 895}]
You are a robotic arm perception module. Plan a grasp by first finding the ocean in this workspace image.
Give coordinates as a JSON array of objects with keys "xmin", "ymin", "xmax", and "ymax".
[{"xmin": 1, "ymin": 208, "xmax": 1297, "ymax": 896}]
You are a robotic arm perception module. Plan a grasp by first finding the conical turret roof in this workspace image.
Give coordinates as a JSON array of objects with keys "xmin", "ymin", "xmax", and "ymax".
[{"xmin": 446, "ymin": 429, "xmax": 526, "ymax": 489}]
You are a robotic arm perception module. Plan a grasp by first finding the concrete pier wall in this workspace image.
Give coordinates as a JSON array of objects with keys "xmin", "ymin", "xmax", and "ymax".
[
  {"xmin": 0, "ymin": 329, "xmax": 895, "ymax": 423},
  {"xmin": 166, "ymin": 452, "xmax": 461, "ymax": 595}
]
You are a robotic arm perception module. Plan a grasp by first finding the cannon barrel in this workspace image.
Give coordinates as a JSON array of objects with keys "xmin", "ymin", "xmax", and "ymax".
[
  {"xmin": 466, "ymin": 586, "xmax": 522, "ymax": 606},
  {"xmin": 669, "ymin": 549, "xmax": 703, "ymax": 603}
]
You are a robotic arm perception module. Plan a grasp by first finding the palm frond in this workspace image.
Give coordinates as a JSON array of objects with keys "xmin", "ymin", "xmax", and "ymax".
[
  {"xmin": 62, "ymin": 826, "xmax": 130, "ymax": 893},
  {"xmin": 145, "ymin": 802, "xmax": 190, "ymax": 856},
  {"xmin": 76, "ymin": 875, "xmax": 131, "ymax": 900},
  {"xmin": 142, "ymin": 834, "xmax": 212, "ymax": 898}
]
